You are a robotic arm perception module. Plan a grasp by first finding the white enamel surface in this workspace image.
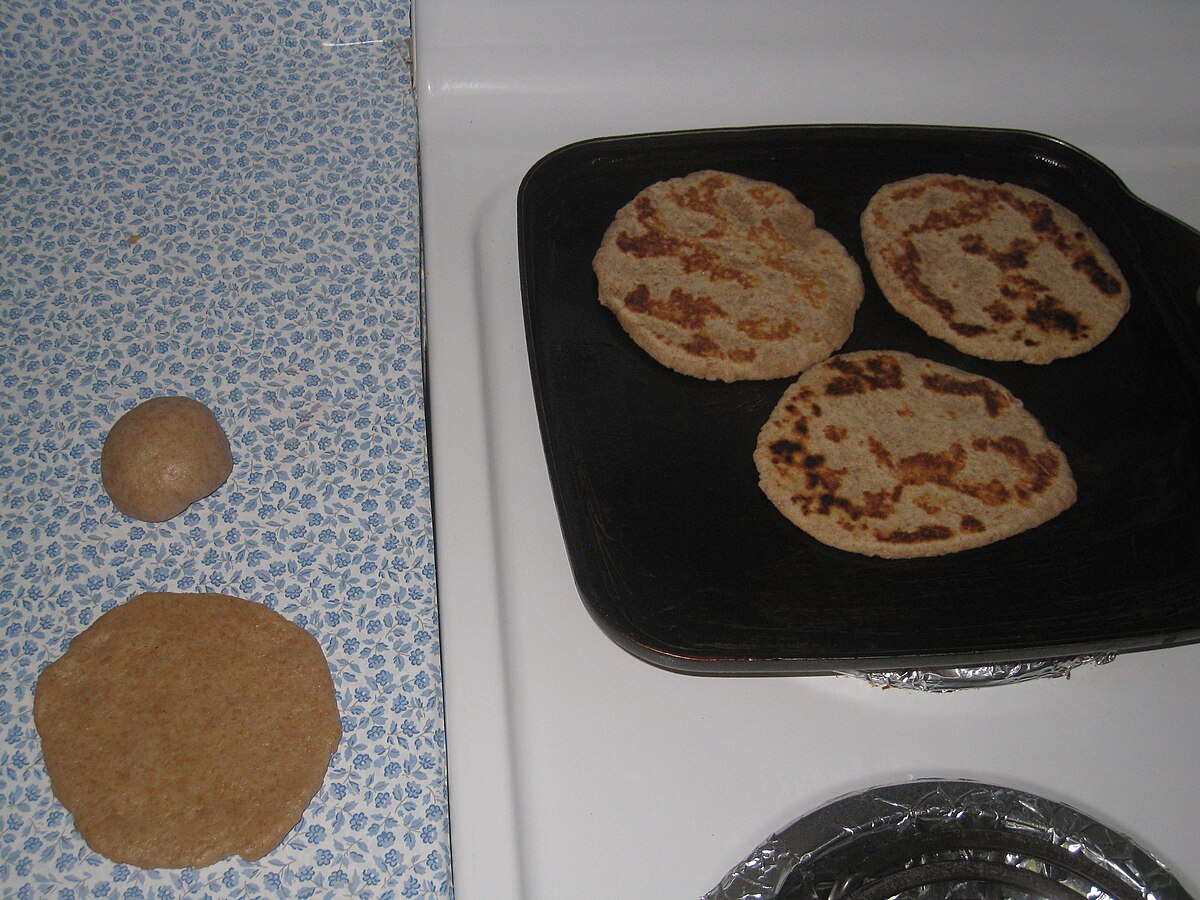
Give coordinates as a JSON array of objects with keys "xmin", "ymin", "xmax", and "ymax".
[{"xmin": 415, "ymin": 2, "xmax": 1200, "ymax": 897}]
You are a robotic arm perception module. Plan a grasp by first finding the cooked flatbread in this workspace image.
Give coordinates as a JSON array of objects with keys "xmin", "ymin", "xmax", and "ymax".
[
  {"xmin": 861, "ymin": 174, "xmax": 1129, "ymax": 363},
  {"xmin": 34, "ymin": 592, "xmax": 341, "ymax": 869},
  {"xmin": 593, "ymin": 170, "xmax": 864, "ymax": 381},
  {"xmin": 754, "ymin": 351, "xmax": 1076, "ymax": 557}
]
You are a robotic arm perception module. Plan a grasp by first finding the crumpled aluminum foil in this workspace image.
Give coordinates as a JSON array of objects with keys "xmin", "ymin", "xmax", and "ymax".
[
  {"xmin": 705, "ymin": 779, "xmax": 1191, "ymax": 900},
  {"xmin": 851, "ymin": 653, "xmax": 1118, "ymax": 691}
]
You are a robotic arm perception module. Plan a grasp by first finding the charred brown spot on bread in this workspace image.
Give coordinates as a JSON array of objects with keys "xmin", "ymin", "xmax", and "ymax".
[
  {"xmin": 816, "ymin": 492, "xmax": 861, "ymax": 519},
  {"xmin": 1024, "ymin": 198, "xmax": 1087, "ymax": 259},
  {"xmin": 883, "ymin": 240, "xmax": 973, "ymax": 329},
  {"xmin": 895, "ymin": 177, "xmax": 999, "ymax": 233},
  {"xmin": 768, "ymin": 439, "xmax": 806, "ymax": 464},
  {"xmin": 921, "ymin": 372, "xmax": 1011, "ymax": 417},
  {"xmin": 913, "ymin": 204, "xmax": 988, "ymax": 235},
  {"xmin": 617, "ymin": 228, "xmax": 678, "ymax": 260},
  {"xmin": 616, "ymin": 213, "xmax": 756, "ymax": 288},
  {"xmin": 747, "ymin": 217, "xmax": 790, "ymax": 250},
  {"xmin": 950, "ymin": 321, "xmax": 990, "ymax": 337},
  {"xmin": 959, "ymin": 233, "xmax": 985, "ymax": 255},
  {"xmin": 1017, "ymin": 196, "xmax": 1124, "ymax": 296},
  {"xmin": 994, "ymin": 270, "xmax": 1086, "ymax": 339},
  {"xmin": 973, "ymin": 435, "xmax": 1061, "ymax": 499},
  {"xmin": 624, "ymin": 286, "xmax": 727, "ymax": 330},
  {"xmin": 958, "ymin": 233, "xmax": 1036, "ymax": 271},
  {"xmin": 914, "ymin": 496, "xmax": 942, "ymax": 515},
  {"xmin": 864, "ymin": 487, "xmax": 902, "ymax": 518},
  {"xmin": 807, "ymin": 466, "xmax": 846, "ymax": 494},
  {"xmin": 966, "ymin": 478, "xmax": 1012, "ymax": 507},
  {"xmin": 895, "ymin": 444, "xmax": 968, "ymax": 487},
  {"xmin": 623, "ymin": 284, "xmax": 651, "ymax": 312},
  {"xmin": 867, "ymin": 436, "xmax": 892, "ymax": 467},
  {"xmin": 983, "ymin": 299, "xmax": 1016, "ymax": 324},
  {"xmin": 872, "ymin": 435, "xmax": 1012, "ymax": 507},
  {"xmin": 681, "ymin": 331, "xmax": 722, "ymax": 358},
  {"xmin": 1028, "ymin": 203, "xmax": 1056, "ymax": 235},
  {"xmin": 993, "ymin": 238, "xmax": 1036, "ymax": 271},
  {"xmin": 1024, "ymin": 295, "xmax": 1085, "ymax": 337},
  {"xmin": 809, "ymin": 468, "xmax": 845, "ymax": 494},
  {"xmin": 769, "ymin": 439, "xmax": 846, "ymax": 497},
  {"xmin": 876, "ymin": 524, "xmax": 954, "ymax": 545},
  {"xmin": 619, "ymin": 229, "xmax": 748, "ymax": 289},
  {"xmin": 747, "ymin": 184, "xmax": 783, "ymax": 208},
  {"xmin": 769, "ymin": 437, "xmax": 825, "ymax": 474},
  {"xmin": 670, "ymin": 172, "xmax": 729, "ymax": 217},
  {"xmin": 823, "ymin": 354, "xmax": 904, "ymax": 396},
  {"xmin": 1072, "ymin": 252, "xmax": 1123, "ymax": 295},
  {"xmin": 783, "ymin": 396, "xmax": 812, "ymax": 435},
  {"xmin": 785, "ymin": 443, "xmax": 896, "ymax": 522},
  {"xmin": 824, "ymin": 424, "xmax": 847, "ymax": 442},
  {"xmin": 960, "ymin": 515, "xmax": 985, "ymax": 533}
]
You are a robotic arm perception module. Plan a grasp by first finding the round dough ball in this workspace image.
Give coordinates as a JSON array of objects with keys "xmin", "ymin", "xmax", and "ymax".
[{"xmin": 101, "ymin": 396, "xmax": 233, "ymax": 522}]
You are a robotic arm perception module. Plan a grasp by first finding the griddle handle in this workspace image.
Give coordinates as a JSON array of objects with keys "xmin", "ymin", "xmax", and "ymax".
[{"xmin": 1132, "ymin": 200, "xmax": 1200, "ymax": 311}]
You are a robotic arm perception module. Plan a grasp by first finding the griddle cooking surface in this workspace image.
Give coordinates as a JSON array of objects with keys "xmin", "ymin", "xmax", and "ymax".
[{"xmin": 517, "ymin": 125, "xmax": 1200, "ymax": 674}]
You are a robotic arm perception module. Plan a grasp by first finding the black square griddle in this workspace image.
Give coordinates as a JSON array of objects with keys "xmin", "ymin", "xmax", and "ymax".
[{"xmin": 516, "ymin": 125, "xmax": 1200, "ymax": 675}]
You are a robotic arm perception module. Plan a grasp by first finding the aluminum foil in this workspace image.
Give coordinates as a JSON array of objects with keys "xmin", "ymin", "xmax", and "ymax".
[
  {"xmin": 705, "ymin": 779, "xmax": 1192, "ymax": 900},
  {"xmin": 852, "ymin": 653, "xmax": 1118, "ymax": 691}
]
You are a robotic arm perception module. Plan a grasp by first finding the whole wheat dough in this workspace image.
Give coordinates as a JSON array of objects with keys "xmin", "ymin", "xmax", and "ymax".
[
  {"xmin": 34, "ymin": 591, "xmax": 342, "ymax": 869},
  {"xmin": 101, "ymin": 395, "xmax": 233, "ymax": 522}
]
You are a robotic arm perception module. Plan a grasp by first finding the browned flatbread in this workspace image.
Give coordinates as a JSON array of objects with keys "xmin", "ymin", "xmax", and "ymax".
[
  {"xmin": 34, "ymin": 592, "xmax": 341, "ymax": 869},
  {"xmin": 593, "ymin": 170, "xmax": 864, "ymax": 381},
  {"xmin": 101, "ymin": 396, "xmax": 233, "ymax": 522},
  {"xmin": 861, "ymin": 174, "xmax": 1129, "ymax": 363},
  {"xmin": 754, "ymin": 351, "xmax": 1076, "ymax": 557}
]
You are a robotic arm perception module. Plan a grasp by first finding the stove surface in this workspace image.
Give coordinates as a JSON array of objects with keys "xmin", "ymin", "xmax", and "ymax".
[{"xmin": 414, "ymin": 3, "xmax": 1200, "ymax": 897}]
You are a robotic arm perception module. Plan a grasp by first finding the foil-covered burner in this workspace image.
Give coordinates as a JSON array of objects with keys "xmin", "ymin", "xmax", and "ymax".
[
  {"xmin": 707, "ymin": 779, "xmax": 1192, "ymax": 900},
  {"xmin": 855, "ymin": 654, "xmax": 1117, "ymax": 691}
]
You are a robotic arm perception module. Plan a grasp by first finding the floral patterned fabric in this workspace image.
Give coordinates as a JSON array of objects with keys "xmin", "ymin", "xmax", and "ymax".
[{"xmin": 0, "ymin": 1, "xmax": 450, "ymax": 897}]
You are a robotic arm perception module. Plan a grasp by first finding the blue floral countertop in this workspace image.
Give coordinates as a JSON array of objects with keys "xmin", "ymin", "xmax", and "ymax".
[{"xmin": 0, "ymin": 1, "xmax": 450, "ymax": 897}]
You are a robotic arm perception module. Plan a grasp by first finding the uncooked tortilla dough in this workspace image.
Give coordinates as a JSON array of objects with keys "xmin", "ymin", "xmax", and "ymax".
[{"xmin": 34, "ymin": 591, "xmax": 342, "ymax": 869}]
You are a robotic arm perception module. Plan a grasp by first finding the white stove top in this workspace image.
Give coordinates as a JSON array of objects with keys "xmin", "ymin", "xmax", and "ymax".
[{"xmin": 414, "ymin": 3, "xmax": 1200, "ymax": 897}]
